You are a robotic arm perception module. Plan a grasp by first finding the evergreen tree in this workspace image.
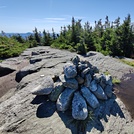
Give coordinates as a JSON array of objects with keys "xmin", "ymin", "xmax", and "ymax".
[
  {"xmin": 120, "ymin": 14, "xmax": 133, "ymax": 57},
  {"xmin": 33, "ymin": 27, "xmax": 41, "ymax": 44}
]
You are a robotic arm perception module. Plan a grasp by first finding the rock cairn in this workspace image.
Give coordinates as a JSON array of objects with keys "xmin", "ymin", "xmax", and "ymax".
[{"xmin": 32, "ymin": 56, "xmax": 113, "ymax": 120}]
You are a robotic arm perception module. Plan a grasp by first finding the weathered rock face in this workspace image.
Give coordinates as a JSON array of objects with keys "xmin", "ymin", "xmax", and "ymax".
[
  {"xmin": 72, "ymin": 92, "xmax": 88, "ymax": 120},
  {"xmin": 59, "ymin": 74, "xmax": 78, "ymax": 90},
  {"xmin": 31, "ymin": 76, "xmax": 54, "ymax": 95},
  {"xmin": 93, "ymin": 84, "xmax": 108, "ymax": 100},
  {"xmin": 104, "ymin": 85, "xmax": 113, "ymax": 98},
  {"xmin": 0, "ymin": 63, "xmax": 16, "ymax": 77},
  {"xmin": 49, "ymin": 82, "xmax": 64, "ymax": 101},
  {"xmin": 81, "ymin": 87, "xmax": 99, "ymax": 109},
  {"xmin": 56, "ymin": 88, "xmax": 75, "ymax": 111},
  {"xmin": 63, "ymin": 63, "xmax": 77, "ymax": 78},
  {"xmin": 0, "ymin": 47, "xmax": 134, "ymax": 134}
]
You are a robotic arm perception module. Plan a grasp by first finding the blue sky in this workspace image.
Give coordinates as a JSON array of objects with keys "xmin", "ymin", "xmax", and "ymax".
[{"xmin": 0, "ymin": 0, "xmax": 134, "ymax": 33}]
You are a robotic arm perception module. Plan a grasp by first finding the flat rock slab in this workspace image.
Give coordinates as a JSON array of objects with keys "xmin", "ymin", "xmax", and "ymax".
[{"xmin": 0, "ymin": 47, "xmax": 134, "ymax": 134}]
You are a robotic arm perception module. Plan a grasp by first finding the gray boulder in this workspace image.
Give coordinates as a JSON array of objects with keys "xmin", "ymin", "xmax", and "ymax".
[
  {"xmin": 59, "ymin": 74, "xmax": 78, "ymax": 90},
  {"xmin": 92, "ymin": 66, "xmax": 99, "ymax": 73},
  {"xmin": 81, "ymin": 87, "xmax": 99, "ymax": 109},
  {"xmin": 56, "ymin": 88, "xmax": 75, "ymax": 111},
  {"xmin": 84, "ymin": 73, "xmax": 92, "ymax": 87},
  {"xmin": 99, "ymin": 74, "xmax": 107, "ymax": 89},
  {"xmin": 90, "ymin": 80, "xmax": 98, "ymax": 92},
  {"xmin": 104, "ymin": 85, "xmax": 113, "ymax": 98},
  {"xmin": 49, "ymin": 82, "xmax": 64, "ymax": 101},
  {"xmin": 31, "ymin": 76, "xmax": 54, "ymax": 95},
  {"xmin": 93, "ymin": 73, "xmax": 102, "ymax": 83},
  {"xmin": 31, "ymin": 51, "xmax": 40, "ymax": 56},
  {"xmin": 78, "ymin": 63, "xmax": 88, "ymax": 71},
  {"xmin": 81, "ymin": 67, "xmax": 90, "ymax": 75},
  {"xmin": 94, "ymin": 84, "xmax": 107, "ymax": 100},
  {"xmin": 72, "ymin": 55, "xmax": 80, "ymax": 66},
  {"xmin": 63, "ymin": 63, "xmax": 77, "ymax": 78},
  {"xmin": 76, "ymin": 75, "xmax": 84, "ymax": 85},
  {"xmin": 72, "ymin": 92, "xmax": 88, "ymax": 120},
  {"xmin": 106, "ymin": 74, "xmax": 113, "ymax": 86}
]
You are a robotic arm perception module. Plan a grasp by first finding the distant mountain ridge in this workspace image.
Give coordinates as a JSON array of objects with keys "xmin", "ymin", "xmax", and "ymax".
[
  {"xmin": 0, "ymin": 32, "xmax": 56, "ymax": 38},
  {"xmin": 0, "ymin": 32, "xmax": 34, "ymax": 38}
]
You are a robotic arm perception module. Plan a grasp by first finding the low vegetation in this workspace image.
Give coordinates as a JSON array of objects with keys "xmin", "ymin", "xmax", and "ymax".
[
  {"xmin": 103, "ymin": 71, "xmax": 121, "ymax": 84},
  {"xmin": 120, "ymin": 59, "xmax": 134, "ymax": 67},
  {"xmin": 69, "ymin": 111, "xmax": 94, "ymax": 133},
  {"xmin": 112, "ymin": 77, "xmax": 121, "ymax": 84},
  {"xmin": 0, "ymin": 36, "xmax": 29, "ymax": 58},
  {"xmin": 0, "ymin": 14, "xmax": 134, "ymax": 59}
]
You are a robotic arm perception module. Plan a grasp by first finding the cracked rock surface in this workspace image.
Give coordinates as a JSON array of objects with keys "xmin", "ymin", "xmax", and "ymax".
[{"xmin": 0, "ymin": 46, "xmax": 134, "ymax": 134}]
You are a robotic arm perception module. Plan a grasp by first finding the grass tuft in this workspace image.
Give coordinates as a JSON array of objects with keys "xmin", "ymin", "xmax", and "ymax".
[
  {"xmin": 112, "ymin": 77, "xmax": 121, "ymax": 84},
  {"xmin": 69, "ymin": 111, "xmax": 94, "ymax": 133},
  {"xmin": 120, "ymin": 59, "xmax": 134, "ymax": 67}
]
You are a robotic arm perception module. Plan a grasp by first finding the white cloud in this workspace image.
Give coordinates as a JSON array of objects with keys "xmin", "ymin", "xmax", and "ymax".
[
  {"xmin": 32, "ymin": 17, "xmax": 69, "ymax": 24},
  {"xmin": 62, "ymin": 15, "xmax": 86, "ymax": 19},
  {"xmin": 45, "ymin": 18, "xmax": 66, "ymax": 21}
]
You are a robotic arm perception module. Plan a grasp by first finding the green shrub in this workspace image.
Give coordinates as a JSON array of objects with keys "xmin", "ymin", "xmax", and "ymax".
[
  {"xmin": 0, "ymin": 36, "xmax": 29, "ymax": 58},
  {"xmin": 112, "ymin": 77, "xmax": 121, "ymax": 84},
  {"xmin": 75, "ymin": 43, "xmax": 87, "ymax": 55}
]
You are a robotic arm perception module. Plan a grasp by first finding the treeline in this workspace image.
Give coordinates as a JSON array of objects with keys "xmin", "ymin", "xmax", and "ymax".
[
  {"xmin": 0, "ymin": 14, "xmax": 134, "ymax": 58},
  {"xmin": 51, "ymin": 14, "xmax": 134, "ymax": 57}
]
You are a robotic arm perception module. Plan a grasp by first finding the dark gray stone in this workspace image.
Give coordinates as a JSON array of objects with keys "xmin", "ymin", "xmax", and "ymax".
[
  {"xmin": 106, "ymin": 75, "xmax": 113, "ymax": 86},
  {"xmin": 93, "ymin": 73, "xmax": 102, "ymax": 83},
  {"xmin": 82, "ymin": 67, "xmax": 90, "ymax": 75},
  {"xmin": 56, "ymin": 88, "xmax": 75, "ymax": 111},
  {"xmin": 94, "ymin": 84, "xmax": 108, "ymax": 100},
  {"xmin": 76, "ymin": 75, "xmax": 84, "ymax": 85},
  {"xmin": 104, "ymin": 85, "xmax": 113, "ymax": 98},
  {"xmin": 78, "ymin": 63, "xmax": 88, "ymax": 71},
  {"xmin": 72, "ymin": 56, "xmax": 80, "ymax": 66},
  {"xmin": 59, "ymin": 74, "xmax": 78, "ymax": 90},
  {"xmin": 30, "ymin": 57, "xmax": 42, "ymax": 64},
  {"xmin": 49, "ymin": 82, "xmax": 64, "ymax": 101},
  {"xmin": 84, "ymin": 73, "xmax": 92, "ymax": 87},
  {"xmin": 81, "ymin": 87, "xmax": 99, "ymax": 109},
  {"xmin": 90, "ymin": 80, "xmax": 98, "ymax": 92},
  {"xmin": 99, "ymin": 74, "xmax": 107, "ymax": 89},
  {"xmin": 72, "ymin": 92, "xmax": 88, "ymax": 120},
  {"xmin": 92, "ymin": 66, "xmax": 99, "ymax": 73},
  {"xmin": 31, "ymin": 76, "xmax": 54, "ymax": 95},
  {"xmin": 63, "ymin": 63, "xmax": 77, "ymax": 78},
  {"xmin": 31, "ymin": 51, "xmax": 40, "ymax": 56}
]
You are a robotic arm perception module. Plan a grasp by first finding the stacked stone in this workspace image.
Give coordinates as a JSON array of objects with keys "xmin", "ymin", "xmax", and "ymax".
[{"xmin": 32, "ymin": 56, "xmax": 113, "ymax": 120}]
